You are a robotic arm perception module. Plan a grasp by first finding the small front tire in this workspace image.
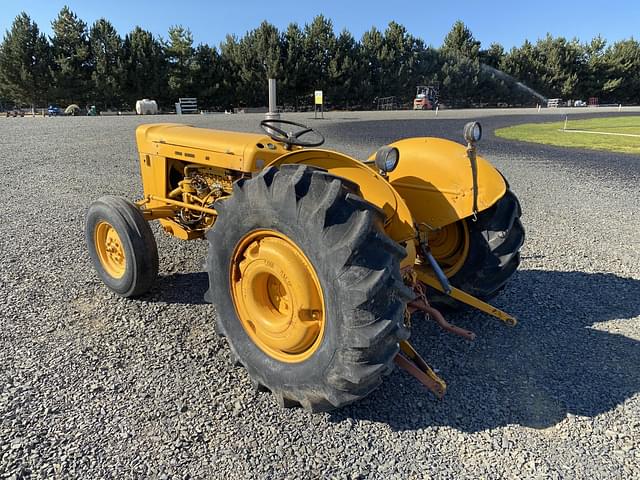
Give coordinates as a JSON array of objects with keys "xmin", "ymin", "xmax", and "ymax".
[{"xmin": 85, "ymin": 195, "xmax": 159, "ymax": 297}]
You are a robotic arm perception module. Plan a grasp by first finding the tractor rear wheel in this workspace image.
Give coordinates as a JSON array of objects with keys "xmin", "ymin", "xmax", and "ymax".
[
  {"xmin": 429, "ymin": 189, "xmax": 524, "ymax": 307},
  {"xmin": 205, "ymin": 165, "xmax": 413, "ymax": 412},
  {"xmin": 85, "ymin": 196, "xmax": 159, "ymax": 297}
]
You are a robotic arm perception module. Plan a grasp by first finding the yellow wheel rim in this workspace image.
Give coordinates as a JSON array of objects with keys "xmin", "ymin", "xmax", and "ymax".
[
  {"xmin": 95, "ymin": 221, "xmax": 126, "ymax": 279},
  {"xmin": 428, "ymin": 221, "xmax": 470, "ymax": 277},
  {"xmin": 230, "ymin": 229, "xmax": 325, "ymax": 363}
]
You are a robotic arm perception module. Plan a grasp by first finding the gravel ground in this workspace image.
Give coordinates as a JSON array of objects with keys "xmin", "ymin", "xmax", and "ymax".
[{"xmin": 1, "ymin": 109, "xmax": 638, "ymax": 479}]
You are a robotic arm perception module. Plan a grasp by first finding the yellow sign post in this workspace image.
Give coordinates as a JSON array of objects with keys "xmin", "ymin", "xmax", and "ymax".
[{"xmin": 314, "ymin": 90, "xmax": 324, "ymax": 119}]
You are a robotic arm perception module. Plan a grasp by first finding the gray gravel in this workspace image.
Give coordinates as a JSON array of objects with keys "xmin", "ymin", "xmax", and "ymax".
[{"xmin": 1, "ymin": 109, "xmax": 639, "ymax": 479}]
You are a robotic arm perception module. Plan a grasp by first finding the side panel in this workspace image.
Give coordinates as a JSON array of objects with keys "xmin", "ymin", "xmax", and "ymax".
[
  {"xmin": 372, "ymin": 137, "xmax": 506, "ymax": 228},
  {"xmin": 138, "ymin": 153, "xmax": 167, "ymax": 201}
]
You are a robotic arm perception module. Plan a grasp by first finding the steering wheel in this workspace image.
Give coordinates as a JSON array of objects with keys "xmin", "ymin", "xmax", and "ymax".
[{"xmin": 260, "ymin": 119, "xmax": 325, "ymax": 148}]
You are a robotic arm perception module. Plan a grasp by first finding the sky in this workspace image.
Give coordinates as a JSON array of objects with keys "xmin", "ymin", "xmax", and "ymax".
[{"xmin": 1, "ymin": 0, "xmax": 638, "ymax": 49}]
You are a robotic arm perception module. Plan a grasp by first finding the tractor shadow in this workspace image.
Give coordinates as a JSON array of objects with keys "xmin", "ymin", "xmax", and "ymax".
[
  {"xmin": 331, "ymin": 269, "xmax": 640, "ymax": 432},
  {"xmin": 143, "ymin": 269, "xmax": 640, "ymax": 432},
  {"xmin": 145, "ymin": 271, "xmax": 209, "ymax": 305}
]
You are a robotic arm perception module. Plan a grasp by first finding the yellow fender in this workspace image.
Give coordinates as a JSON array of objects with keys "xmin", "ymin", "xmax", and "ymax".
[
  {"xmin": 268, "ymin": 149, "xmax": 417, "ymax": 268},
  {"xmin": 370, "ymin": 137, "xmax": 507, "ymax": 228}
]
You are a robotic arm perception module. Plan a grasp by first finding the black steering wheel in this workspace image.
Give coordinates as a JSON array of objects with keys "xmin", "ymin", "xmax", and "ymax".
[{"xmin": 260, "ymin": 119, "xmax": 325, "ymax": 148}]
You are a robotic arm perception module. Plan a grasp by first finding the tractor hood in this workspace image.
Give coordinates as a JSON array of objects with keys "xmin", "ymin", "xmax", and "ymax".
[
  {"xmin": 136, "ymin": 123, "xmax": 289, "ymax": 172},
  {"xmin": 371, "ymin": 137, "xmax": 507, "ymax": 228},
  {"xmin": 137, "ymin": 123, "xmax": 268, "ymax": 154}
]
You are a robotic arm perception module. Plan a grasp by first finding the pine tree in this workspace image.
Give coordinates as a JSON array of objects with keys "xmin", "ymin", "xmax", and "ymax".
[
  {"xmin": 579, "ymin": 36, "xmax": 607, "ymax": 100},
  {"xmin": 241, "ymin": 21, "xmax": 282, "ymax": 105},
  {"xmin": 602, "ymin": 39, "xmax": 640, "ymax": 103},
  {"xmin": 281, "ymin": 23, "xmax": 309, "ymax": 108},
  {"xmin": 501, "ymin": 41, "xmax": 546, "ymax": 100},
  {"xmin": 254, "ymin": 21, "xmax": 282, "ymax": 80},
  {"xmin": 192, "ymin": 44, "xmax": 223, "ymax": 109},
  {"xmin": 381, "ymin": 22, "xmax": 421, "ymax": 100},
  {"xmin": 219, "ymin": 34, "xmax": 244, "ymax": 106},
  {"xmin": 0, "ymin": 13, "xmax": 52, "ymax": 109},
  {"xmin": 89, "ymin": 19, "xmax": 124, "ymax": 109},
  {"xmin": 220, "ymin": 22, "xmax": 282, "ymax": 107},
  {"xmin": 412, "ymin": 44, "xmax": 441, "ymax": 91},
  {"xmin": 481, "ymin": 43, "xmax": 505, "ymax": 69},
  {"xmin": 439, "ymin": 55, "xmax": 479, "ymax": 107},
  {"xmin": 438, "ymin": 21, "xmax": 481, "ymax": 106},
  {"xmin": 51, "ymin": 6, "xmax": 91, "ymax": 106},
  {"xmin": 442, "ymin": 21, "xmax": 481, "ymax": 60},
  {"xmin": 166, "ymin": 26, "xmax": 195, "ymax": 97},
  {"xmin": 303, "ymin": 16, "xmax": 336, "ymax": 94},
  {"xmin": 360, "ymin": 27, "xmax": 385, "ymax": 102},
  {"xmin": 122, "ymin": 27, "xmax": 167, "ymax": 107},
  {"xmin": 328, "ymin": 30, "xmax": 362, "ymax": 108}
]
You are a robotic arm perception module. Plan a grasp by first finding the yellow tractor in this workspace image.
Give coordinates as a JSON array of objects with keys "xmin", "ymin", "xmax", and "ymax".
[{"xmin": 85, "ymin": 119, "xmax": 524, "ymax": 411}]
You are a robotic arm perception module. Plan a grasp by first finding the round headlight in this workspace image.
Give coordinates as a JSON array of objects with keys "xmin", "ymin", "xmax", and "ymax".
[
  {"xmin": 374, "ymin": 146, "xmax": 400, "ymax": 173},
  {"xmin": 463, "ymin": 121, "xmax": 482, "ymax": 143}
]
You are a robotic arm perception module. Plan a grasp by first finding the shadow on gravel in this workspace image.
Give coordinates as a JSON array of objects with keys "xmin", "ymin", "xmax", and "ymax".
[
  {"xmin": 145, "ymin": 272, "xmax": 209, "ymax": 305},
  {"xmin": 331, "ymin": 269, "xmax": 640, "ymax": 432},
  {"xmin": 144, "ymin": 269, "xmax": 639, "ymax": 432}
]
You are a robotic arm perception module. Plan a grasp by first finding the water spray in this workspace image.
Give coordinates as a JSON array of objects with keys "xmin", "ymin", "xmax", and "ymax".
[{"xmin": 480, "ymin": 64, "xmax": 548, "ymax": 104}]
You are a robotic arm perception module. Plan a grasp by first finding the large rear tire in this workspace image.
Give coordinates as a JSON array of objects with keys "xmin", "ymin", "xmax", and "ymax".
[
  {"xmin": 430, "ymin": 189, "xmax": 524, "ymax": 307},
  {"xmin": 205, "ymin": 165, "xmax": 413, "ymax": 412}
]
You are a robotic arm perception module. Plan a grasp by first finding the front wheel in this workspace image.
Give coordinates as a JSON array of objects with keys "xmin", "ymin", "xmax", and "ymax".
[
  {"xmin": 205, "ymin": 165, "xmax": 413, "ymax": 412},
  {"xmin": 428, "ymin": 189, "xmax": 524, "ymax": 306},
  {"xmin": 85, "ymin": 196, "xmax": 159, "ymax": 297}
]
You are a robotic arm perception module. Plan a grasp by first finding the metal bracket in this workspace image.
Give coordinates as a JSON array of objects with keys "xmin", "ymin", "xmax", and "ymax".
[
  {"xmin": 424, "ymin": 249, "xmax": 452, "ymax": 295},
  {"xmin": 415, "ymin": 224, "xmax": 451, "ymax": 295}
]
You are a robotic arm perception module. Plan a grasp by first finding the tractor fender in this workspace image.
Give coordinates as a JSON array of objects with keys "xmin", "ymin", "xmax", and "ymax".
[
  {"xmin": 267, "ymin": 149, "xmax": 417, "ymax": 267},
  {"xmin": 369, "ymin": 137, "xmax": 507, "ymax": 229}
]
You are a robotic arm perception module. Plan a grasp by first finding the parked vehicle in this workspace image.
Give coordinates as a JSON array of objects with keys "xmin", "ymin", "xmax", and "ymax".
[{"xmin": 48, "ymin": 105, "xmax": 63, "ymax": 116}]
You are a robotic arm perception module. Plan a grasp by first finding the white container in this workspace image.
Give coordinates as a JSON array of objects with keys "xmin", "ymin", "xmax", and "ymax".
[{"xmin": 135, "ymin": 99, "xmax": 158, "ymax": 115}]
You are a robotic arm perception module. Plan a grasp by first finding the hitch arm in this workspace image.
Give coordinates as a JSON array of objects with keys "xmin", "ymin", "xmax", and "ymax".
[
  {"xmin": 414, "ymin": 265, "xmax": 517, "ymax": 326},
  {"xmin": 395, "ymin": 340, "xmax": 447, "ymax": 398}
]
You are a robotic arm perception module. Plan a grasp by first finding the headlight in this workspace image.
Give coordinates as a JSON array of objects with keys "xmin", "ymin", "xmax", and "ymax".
[
  {"xmin": 374, "ymin": 146, "xmax": 400, "ymax": 173},
  {"xmin": 463, "ymin": 121, "xmax": 482, "ymax": 143}
]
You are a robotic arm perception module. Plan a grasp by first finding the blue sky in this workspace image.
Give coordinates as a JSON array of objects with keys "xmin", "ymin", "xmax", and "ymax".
[{"xmin": 1, "ymin": 0, "xmax": 638, "ymax": 49}]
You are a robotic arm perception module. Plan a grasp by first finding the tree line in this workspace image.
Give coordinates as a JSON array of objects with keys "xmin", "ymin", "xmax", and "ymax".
[{"xmin": 1, "ymin": 7, "xmax": 638, "ymax": 111}]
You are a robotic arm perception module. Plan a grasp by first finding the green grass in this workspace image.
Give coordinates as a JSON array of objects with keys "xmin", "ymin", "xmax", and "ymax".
[{"xmin": 494, "ymin": 116, "xmax": 640, "ymax": 154}]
